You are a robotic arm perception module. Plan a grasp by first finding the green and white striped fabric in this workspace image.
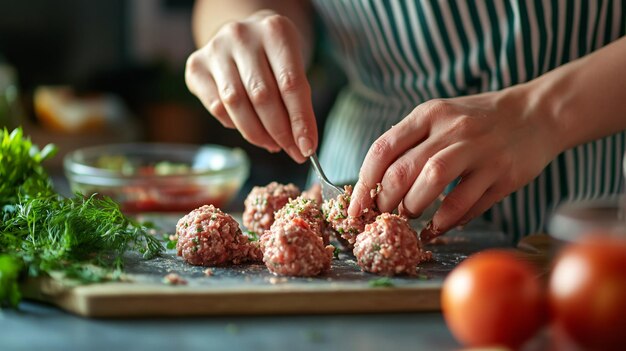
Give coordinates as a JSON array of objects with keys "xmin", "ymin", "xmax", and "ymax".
[{"xmin": 311, "ymin": 0, "xmax": 626, "ymax": 242}]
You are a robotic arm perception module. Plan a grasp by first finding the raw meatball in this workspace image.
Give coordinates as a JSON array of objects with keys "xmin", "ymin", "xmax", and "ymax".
[
  {"xmin": 353, "ymin": 213, "xmax": 428, "ymax": 276},
  {"xmin": 274, "ymin": 196, "xmax": 329, "ymax": 245},
  {"xmin": 176, "ymin": 205, "xmax": 262, "ymax": 266},
  {"xmin": 261, "ymin": 217, "xmax": 334, "ymax": 277},
  {"xmin": 243, "ymin": 182, "xmax": 300, "ymax": 234},
  {"xmin": 322, "ymin": 185, "xmax": 380, "ymax": 246},
  {"xmin": 301, "ymin": 183, "xmax": 322, "ymax": 205}
]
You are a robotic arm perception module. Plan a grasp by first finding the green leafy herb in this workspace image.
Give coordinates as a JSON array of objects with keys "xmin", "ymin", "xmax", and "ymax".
[
  {"xmin": 0, "ymin": 255, "xmax": 22, "ymax": 307},
  {"xmin": 246, "ymin": 230, "xmax": 259, "ymax": 242},
  {"xmin": 0, "ymin": 127, "xmax": 56, "ymax": 207},
  {"xmin": 368, "ymin": 277, "xmax": 394, "ymax": 288},
  {"xmin": 0, "ymin": 127, "xmax": 163, "ymax": 308},
  {"xmin": 1, "ymin": 193, "xmax": 163, "ymax": 277},
  {"xmin": 165, "ymin": 236, "xmax": 178, "ymax": 250},
  {"xmin": 333, "ymin": 247, "xmax": 341, "ymax": 259}
]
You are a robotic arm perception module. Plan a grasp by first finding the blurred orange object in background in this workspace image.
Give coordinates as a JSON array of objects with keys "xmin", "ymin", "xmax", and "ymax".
[{"xmin": 34, "ymin": 86, "xmax": 127, "ymax": 134}]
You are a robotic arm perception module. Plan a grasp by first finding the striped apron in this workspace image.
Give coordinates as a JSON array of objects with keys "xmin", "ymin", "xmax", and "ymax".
[{"xmin": 311, "ymin": 0, "xmax": 626, "ymax": 242}]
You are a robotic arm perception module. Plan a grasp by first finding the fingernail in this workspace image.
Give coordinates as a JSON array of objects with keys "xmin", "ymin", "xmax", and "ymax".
[
  {"xmin": 348, "ymin": 182, "xmax": 362, "ymax": 216},
  {"xmin": 400, "ymin": 207, "xmax": 422, "ymax": 219},
  {"xmin": 268, "ymin": 147, "xmax": 281, "ymax": 153},
  {"xmin": 297, "ymin": 136, "xmax": 314, "ymax": 157},
  {"xmin": 399, "ymin": 201, "xmax": 421, "ymax": 218},
  {"xmin": 420, "ymin": 221, "xmax": 440, "ymax": 243},
  {"xmin": 348, "ymin": 202, "xmax": 361, "ymax": 217}
]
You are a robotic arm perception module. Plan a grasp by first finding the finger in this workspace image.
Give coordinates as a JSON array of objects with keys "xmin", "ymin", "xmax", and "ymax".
[
  {"xmin": 376, "ymin": 138, "xmax": 444, "ymax": 213},
  {"xmin": 197, "ymin": 74, "xmax": 236, "ymax": 129},
  {"xmin": 430, "ymin": 168, "xmax": 496, "ymax": 233},
  {"xmin": 209, "ymin": 55, "xmax": 281, "ymax": 152},
  {"xmin": 234, "ymin": 46, "xmax": 306, "ymax": 163},
  {"xmin": 348, "ymin": 180, "xmax": 376, "ymax": 217},
  {"xmin": 261, "ymin": 15, "xmax": 318, "ymax": 158},
  {"xmin": 397, "ymin": 201, "xmax": 411, "ymax": 217},
  {"xmin": 419, "ymin": 220, "xmax": 444, "ymax": 243},
  {"xmin": 348, "ymin": 114, "xmax": 430, "ymax": 217},
  {"xmin": 185, "ymin": 53, "xmax": 235, "ymax": 128},
  {"xmin": 402, "ymin": 143, "xmax": 472, "ymax": 219},
  {"xmin": 457, "ymin": 184, "xmax": 509, "ymax": 226}
]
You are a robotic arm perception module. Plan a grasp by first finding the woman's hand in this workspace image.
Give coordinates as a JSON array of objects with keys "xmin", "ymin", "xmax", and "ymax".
[
  {"xmin": 348, "ymin": 87, "xmax": 559, "ymax": 241},
  {"xmin": 185, "ymin": 10, "xmax": 317, "ymax": 163}
]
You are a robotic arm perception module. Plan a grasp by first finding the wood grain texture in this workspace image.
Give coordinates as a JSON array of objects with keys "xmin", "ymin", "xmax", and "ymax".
[
  {"xmin": 23, "ymin": 281, "xmax": 441, "ymax": 317},
  {"xmin": 20, "ymin": 227, "xmax": 552, "ymax": 318}
]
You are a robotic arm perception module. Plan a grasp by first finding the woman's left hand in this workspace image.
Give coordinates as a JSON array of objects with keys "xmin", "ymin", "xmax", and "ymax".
[{"xmin": 348, "ymin": 87, "xmax": 559, "ymax": 241}]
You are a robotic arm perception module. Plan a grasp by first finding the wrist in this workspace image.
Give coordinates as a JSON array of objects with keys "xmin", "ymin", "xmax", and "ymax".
[
  {"xmin": 495, "ymin": 81, "xmax": 562, "ymax": 166},
  {"xmin": 517, "ymin": 67, "xmax": 577, "ymax": 160}
]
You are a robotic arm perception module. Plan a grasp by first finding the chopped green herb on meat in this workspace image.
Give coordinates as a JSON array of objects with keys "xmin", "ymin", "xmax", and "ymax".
[{"xmin": 246, "ymin": 231, "xmax": 259, "ymax": 242}]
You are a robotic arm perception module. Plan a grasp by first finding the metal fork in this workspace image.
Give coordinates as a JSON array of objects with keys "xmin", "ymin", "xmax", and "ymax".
[{"xmin": 309, "ymin": 153, "xmax": 344, "ymax": 202}]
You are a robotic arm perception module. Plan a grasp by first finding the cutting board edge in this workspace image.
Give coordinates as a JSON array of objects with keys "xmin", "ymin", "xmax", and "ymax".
[{"xmin": 22, "ymin": 279, "xmax": 442, "ymax": 318}]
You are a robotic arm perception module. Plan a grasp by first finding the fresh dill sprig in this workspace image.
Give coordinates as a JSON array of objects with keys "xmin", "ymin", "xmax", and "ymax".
[
  {"xmin": 0, "ymin": 127, "xmax": 163, "ymax": 308},
  {"xmin": 0, "ymin": 127, "xmax": 56, "ymax": 207}
]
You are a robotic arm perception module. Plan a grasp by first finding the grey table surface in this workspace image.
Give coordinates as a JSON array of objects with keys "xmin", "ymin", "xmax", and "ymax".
[{"xmin": 1, "ymin": 302, "xmax": 460, "ymax": 351}]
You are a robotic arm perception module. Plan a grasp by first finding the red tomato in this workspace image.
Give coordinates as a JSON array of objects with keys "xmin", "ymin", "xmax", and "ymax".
[
  {"xmin": 441, "ymin": 249, "xmax": 546, "ymax": 349},
  {"xmin": 548, "ymin": 233, "xmax": 626, "ymax": 351}
]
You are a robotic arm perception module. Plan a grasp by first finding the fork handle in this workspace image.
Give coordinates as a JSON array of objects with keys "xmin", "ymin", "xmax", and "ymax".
[{"xmin": 309, "ymin": 153, "xmax": 331, "ymax": 182}]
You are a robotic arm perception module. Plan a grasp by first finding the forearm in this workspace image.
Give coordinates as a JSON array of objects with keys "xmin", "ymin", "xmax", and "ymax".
[
  {"xmin": 524, "ymin": 36, "xmax": 626, "ymax": 155},
  {"xmin": 192, "ymin": 0, "xmax": 315, "ymax": 64}
]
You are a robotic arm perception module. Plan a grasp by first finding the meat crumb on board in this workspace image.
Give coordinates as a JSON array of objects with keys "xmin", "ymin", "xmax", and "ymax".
[{"xmin": 162, "ymin": 273, "xmax": 187, "ymax": 285}]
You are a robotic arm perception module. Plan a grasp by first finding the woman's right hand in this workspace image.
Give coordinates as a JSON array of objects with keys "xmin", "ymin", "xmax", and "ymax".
[{"xmin": 185, "ymin": 10, "xmax": 317, "ymax": 163}]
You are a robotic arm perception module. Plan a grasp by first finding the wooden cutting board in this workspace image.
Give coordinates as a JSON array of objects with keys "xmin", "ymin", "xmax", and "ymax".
[{"xmin": 20, "ymin": 222, "xmax": 552, "ymax": 318}]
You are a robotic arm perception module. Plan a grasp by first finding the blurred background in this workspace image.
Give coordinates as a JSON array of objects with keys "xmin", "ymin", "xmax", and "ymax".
[{"xmin": 0, "ymin": 0, "xmax": 344, "ymax": 210}]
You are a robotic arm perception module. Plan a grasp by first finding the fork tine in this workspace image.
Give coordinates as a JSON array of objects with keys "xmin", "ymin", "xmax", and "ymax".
[{"xmin": 309, "ymin": 154, "xmax": 344, "ymax": 202}]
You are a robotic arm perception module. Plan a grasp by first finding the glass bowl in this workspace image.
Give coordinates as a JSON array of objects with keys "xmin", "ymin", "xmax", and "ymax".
[
  {"xmin": 64, "ymin": 143, "xmax": 250, "ymax": 213},
  {"xmin": 548, "ymin": 195, "xmax": 626, "ymax": 243}
]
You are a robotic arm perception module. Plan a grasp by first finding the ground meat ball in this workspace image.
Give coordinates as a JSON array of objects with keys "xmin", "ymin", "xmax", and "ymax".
[
  {"xmin": 261, "ymin": 218, "xmax": 334, "ymax": 277},
  {"xmin": 274, "ymin": 196, "xmax": 329, "ymax": 245},
  {"xmin": 243, "ymin": 182, "xmax": 301, "ymax": 234},
  {"xmin": 353, "ymin": 213, "xmax": 427, "ymax": 276},
  {"xmin": 176, "ymin": 205, "xmax": 261, "ymax": 266},
  {"xmin": 301, "ymin": 183, "xmax": 322, "ymax": 205},
  {"xmin": 322, "ymin": 185, "xmax": 380, "ymax": 246}
]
